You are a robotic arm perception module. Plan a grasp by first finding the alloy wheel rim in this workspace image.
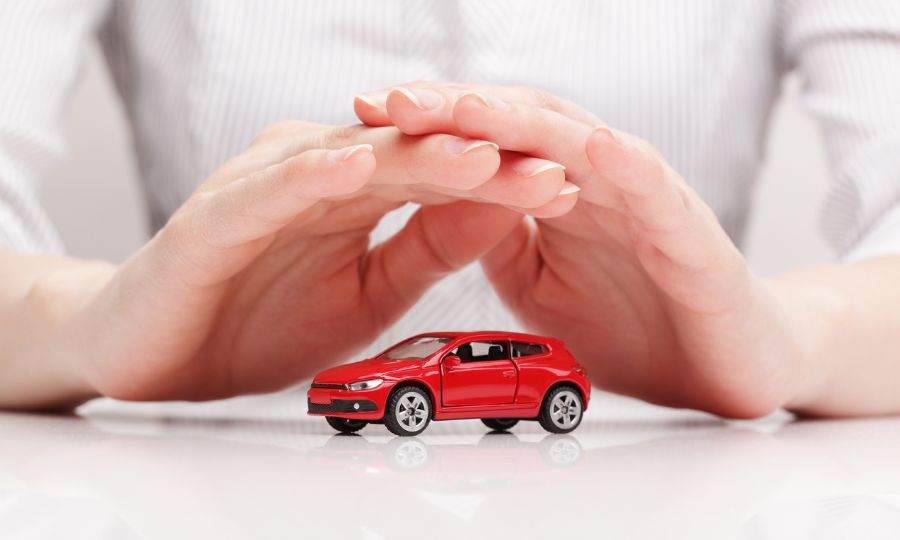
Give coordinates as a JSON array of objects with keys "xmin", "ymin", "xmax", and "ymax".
[
  {"xmin": 396, "ymin": 392, "xmax": 428, "ymax": 432},
  {"xmin": 550, "ymin": 390, "xmax": 581, "ymax": 429}
]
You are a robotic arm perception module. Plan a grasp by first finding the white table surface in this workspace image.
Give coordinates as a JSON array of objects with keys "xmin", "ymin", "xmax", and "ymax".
[{"xmin": 2, "ymin": 388, "xmax": 899, "ymax": 540}]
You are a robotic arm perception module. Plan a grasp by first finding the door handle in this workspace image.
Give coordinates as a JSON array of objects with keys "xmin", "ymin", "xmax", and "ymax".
[{"xmin": 502, "ymin": 370, "xmax": 515, "ymax": 378}]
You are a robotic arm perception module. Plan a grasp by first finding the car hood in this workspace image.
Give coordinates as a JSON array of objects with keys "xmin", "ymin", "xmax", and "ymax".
[{"xmin": 313, "ymin": 358, "xmax": 425, "ymax": 383}]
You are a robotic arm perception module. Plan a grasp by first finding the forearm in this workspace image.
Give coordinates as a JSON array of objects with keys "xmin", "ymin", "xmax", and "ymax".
[
  {"xmin": 0, "ymin": 249, "xmax": 108, "ymax": 410},
  {"xmin": 774, "ymin": 255, "xmax": 900, "ymax": 416}
]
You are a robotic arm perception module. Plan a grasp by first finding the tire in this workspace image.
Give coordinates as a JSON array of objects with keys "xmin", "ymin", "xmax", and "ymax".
[
  {"xmin": 481, "ymin": 418, "xmax": 520, "ymax": 431},
  {"xmin": 384, "ymin": 386, "xmax": 432, "ymax": 436},
  {"xmin": 326, "ymin": 416, "xmax": 367, "ymax": 434},
  {"xmin": 538, "ymin": 386, "xmax": 584, "ymax": 434}
]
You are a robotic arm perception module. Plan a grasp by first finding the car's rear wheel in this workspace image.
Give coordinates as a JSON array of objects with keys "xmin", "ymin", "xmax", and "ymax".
[
  {"xmin": 384, "ymin": 386, "xmax": 432, "ymax": 437},
  {"xmin": 538, "ymin": 386, "xmax": 583, "ymax": 434},
  {"xmin": 481, "ymin": 418, "xmax": 520, "ymax": 431},
  {"xmin": 326, "ymin": 416, "xmax": 367, "ymax": 434}
]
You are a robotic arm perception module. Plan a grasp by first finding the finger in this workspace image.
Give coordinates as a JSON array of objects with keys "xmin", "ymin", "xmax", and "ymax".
[
  {"xmin": 473, "ymin": 153, "xmax": 567, "ymax": 208},
  {"xmin": 585, "ymin": 128, "xmax": 749, "ymax": 311},
  {"xmin": 451, "ymin": 95, "xmax": 624, "ymax": 208},
  {"xmin": 354, "ymin": 82, "xmax": 600, "ymax": 132},
  {"xmin": 503, "ymin": 182, "xmax": 581, "ymax": 218},
  {"xmin": 362, "ymin": 201, "xmax": 524, "ymax": 322},
  {"xmin": 156, "ymin": 145, "xmax": 376, "ymax": 287},
  {"xmin": 363, "ymin": 86, "xmax": 625, "ymax": 209},
  {"xmin": 239, "ymin": 123, "xmax": 574, "ymax": 213},
  {"xmin": 381, "ymin": 86, "xmax": 455, "ymax": 135},
  {"xmin": 321, "ymin": 127, "xmax": 579, "ymax": 216},
  {"xmin": 479, "ymin": 218, "xmax": 540, "ymax": 313},
  {"xmin": 409, "ymin": 152, "xmax": 568, "ymax": 209},
  {"xmin": 228, "ymin": 123, "xmax": 504, "ymax": 193},
  {"xmin": 384, "ymin": 179, "xmax": 580, "ymax": 219},
  {"xmin": 272, "ymin": 125, "xmax": 502, "ymax": 192},
  {"xmin": 353, "ymin": 88, "xmax": 392, "ymax": 126}
]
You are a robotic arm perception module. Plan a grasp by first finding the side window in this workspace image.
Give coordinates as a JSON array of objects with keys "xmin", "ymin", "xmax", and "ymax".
[
  {"xmin": 451, "ymin": 340, "xmax": 509, "ymax": 362},
  {"xmin": 511, "ymin": 341, "xmax": 548, "ymax": 358}
]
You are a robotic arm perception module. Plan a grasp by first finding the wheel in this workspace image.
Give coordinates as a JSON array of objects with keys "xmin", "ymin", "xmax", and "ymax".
[
  {"xmin": 384, "ymin": 386, "xmax": 432, "ymax": 436},
  {"xmin": 481, "ymin": 418, "xmax": 520, "ymax": 431},
  {"xmin": 538, "ymin": 386, "xmax": 583, "ymax": 434},
  {"xmin": 325, "ymin": 416, "xmax": 367, "ymax": 434}
]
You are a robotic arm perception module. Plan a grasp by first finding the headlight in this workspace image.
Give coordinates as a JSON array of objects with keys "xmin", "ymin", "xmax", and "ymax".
[{"xmin": 348, "ymin": 378, "xmax": 383, "ymax": 391}]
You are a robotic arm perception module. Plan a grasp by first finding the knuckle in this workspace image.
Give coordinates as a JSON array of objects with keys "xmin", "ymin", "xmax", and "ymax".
[
  {"xmin": 251, "ymin": 120, "xmax": 320, "ymax": 147},
  {"xmin": 647, "ymin": 155, "xmax": 668, "ymax": 184},
  {"xmin": 524, "ymin": 86, "xmax": 564, "ymax": 113},
  {"xmin": 319, "ymin": 124, "xmax": 364, "ymax": 148},
  {"xmin": 252, "ymin": 121, "xmax": 298, "ymax": 144}
]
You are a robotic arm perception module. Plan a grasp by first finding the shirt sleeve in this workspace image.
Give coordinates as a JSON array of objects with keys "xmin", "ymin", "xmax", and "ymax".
[
  {"xmin": 779, "ymin": 0, "xmax": 900, "ymax": 261},
  {"xmin": 0, "ymin": 0, "xmax": 111, "ymax": 254}
]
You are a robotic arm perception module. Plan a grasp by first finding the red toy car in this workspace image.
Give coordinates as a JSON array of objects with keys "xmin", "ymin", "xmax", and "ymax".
[{"xmin": 307, "ymin": 331, "xmax": 590, "ymax": 436}]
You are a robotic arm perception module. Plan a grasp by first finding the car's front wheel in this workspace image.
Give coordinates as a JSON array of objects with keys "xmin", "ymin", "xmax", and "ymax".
[
  {"xmin": 538, "ymin": 386, "xmax": 584, "ymax": 434},
  {"xmin": 481, "ymin": 418, "xmax": 520, "ymax": 431},
  {"xmin": 384, "ymin": 386, "xmax": 432, "ymax": 436},
  {"xmin": 326, "ymin": 416, "xmax": 367, "ymax": 434}
]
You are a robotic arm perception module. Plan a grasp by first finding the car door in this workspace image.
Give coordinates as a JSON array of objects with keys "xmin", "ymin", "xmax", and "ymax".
[{"xmin": 441, "ymin": 340, "xmax": 517, "ymax": 406}]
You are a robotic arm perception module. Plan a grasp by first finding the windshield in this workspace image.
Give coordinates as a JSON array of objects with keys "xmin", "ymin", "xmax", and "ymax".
[{"xmin": 377, "ymin": 336, "xmax": 452, "ymax": 360}]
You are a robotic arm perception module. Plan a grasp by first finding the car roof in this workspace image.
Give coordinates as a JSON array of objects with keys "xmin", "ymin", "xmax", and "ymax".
[{"xmin": 409, "ymin": 330, "xmax": 556, "ymax": 342}]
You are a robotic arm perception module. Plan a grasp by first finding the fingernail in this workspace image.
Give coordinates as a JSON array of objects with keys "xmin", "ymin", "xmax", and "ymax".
[
  {"xmin": 446, "ymin": 138, "xmax": 500, "ymax": 155},
  {"xmin": 513, "ymin": 157, "xmax": 566, "ymax": 178},
  {"xmin": 329, "ymin": 144, "xmax": 373, "ymax": 162},
  {"xmin": 390, "ymin": 87, "xmax": 444, "ymax": 110},
  {"xmin": 593, "ymin": 125, "xmax": 619, "ymax": 143},
  {"xmin": 355, "ymin": 90, "xmax": 390, "ymax": 109},
  {"xmin": 558, "ymin": 182, "xmax": 581, "ymax": 196},
  {"xmin": 460, "ymin": 92, "xmax": 509, "ymax": 110}
]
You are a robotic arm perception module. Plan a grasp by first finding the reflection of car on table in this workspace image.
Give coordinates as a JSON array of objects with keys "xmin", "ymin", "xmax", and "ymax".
[
  {"xmin": 307, "ymin": 331, "xmax": 591, "ymax": 436},
  {"xmin": 314, "ymin": 432, "xmax": 584, "ymax": 471}
]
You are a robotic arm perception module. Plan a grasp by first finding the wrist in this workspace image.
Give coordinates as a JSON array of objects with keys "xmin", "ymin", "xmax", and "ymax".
[
  {"xmin": 767, "ymin": 272, "xmax": 847, "ymax": 413},
  {"xmin": 13, "ymin": 261, "xmax": 116, "ymax": 408}
]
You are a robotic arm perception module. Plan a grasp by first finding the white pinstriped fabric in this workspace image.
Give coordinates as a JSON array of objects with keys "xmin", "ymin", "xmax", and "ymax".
[{"xmin": 1, "ymin": 1, "xmax": 900, "ymax": 357}]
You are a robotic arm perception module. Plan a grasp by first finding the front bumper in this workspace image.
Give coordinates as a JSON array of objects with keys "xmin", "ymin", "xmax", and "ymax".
[
  {"xmin": 307, "ymin": 398, "xmax": 379, "ymax": 414},
  {"xmin": 307, "ymin": 385, "xmax": 388, "ymax": 420}
]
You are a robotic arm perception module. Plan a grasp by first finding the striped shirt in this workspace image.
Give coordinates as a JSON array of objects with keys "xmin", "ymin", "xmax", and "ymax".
[{"xmin": 1, "ymin": 0, "xmax": 900, "ymax": 356}]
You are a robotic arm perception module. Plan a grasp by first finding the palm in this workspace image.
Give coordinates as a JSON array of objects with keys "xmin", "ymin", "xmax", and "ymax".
[
  {"xmin": 489, "ymin": 202, "xmax": 795, "ymax": 417},
  {"xmin": 193, "ymin": 198, "xmax": 400, "ymax": 397}
]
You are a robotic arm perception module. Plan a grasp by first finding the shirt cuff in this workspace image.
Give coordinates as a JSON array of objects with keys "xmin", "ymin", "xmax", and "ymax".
[{"xmin": 843, "ymin": 202, "xmax": 900, "ymax": 262}]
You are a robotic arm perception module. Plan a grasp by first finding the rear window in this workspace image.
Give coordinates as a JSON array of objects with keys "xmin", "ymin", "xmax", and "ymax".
[{"xmin": 511, "ymin": 341, "xmax": 548, "ymax": 357}]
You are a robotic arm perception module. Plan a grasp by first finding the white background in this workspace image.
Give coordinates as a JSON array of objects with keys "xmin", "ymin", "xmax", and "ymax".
[{"xmin": 39, "ymin": 43, "xmax": 832, "ymax": 276}]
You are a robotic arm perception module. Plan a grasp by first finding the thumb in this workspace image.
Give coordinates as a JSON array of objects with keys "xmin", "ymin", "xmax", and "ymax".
[{"xmin": 361, "ymin": 201, "xmax": 522, "ymax": 326}]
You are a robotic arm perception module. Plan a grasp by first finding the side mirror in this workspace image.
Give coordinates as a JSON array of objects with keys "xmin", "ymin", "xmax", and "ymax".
[{"xmin": 443, "ymin": 355, "xmax": 461, "ymax": 370}]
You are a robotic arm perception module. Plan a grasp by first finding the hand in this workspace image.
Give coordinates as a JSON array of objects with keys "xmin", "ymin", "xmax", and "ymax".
[
  {"xmin": 355, "ymin": 83, "xmax": 804, "ymax": 417},
  {"xmin": 32, "ymin": 121, "xmax": 577, "ymax": 403}
]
